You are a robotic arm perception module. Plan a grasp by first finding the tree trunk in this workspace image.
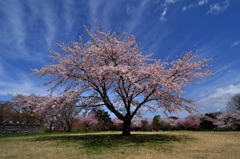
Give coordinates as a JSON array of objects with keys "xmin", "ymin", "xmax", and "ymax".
[
  {"xmin": 66, "ymin": 121, "xmax": 72, "ymax": 132},
  {"xmin": 67, "ymin": 124, "xmax": 72, "ymax": 132},
  {"xmin": 49, "ymin": 121, "xmax": 53, "ymax": 132},
  {"xmin": 122, "ymin": 119, "xmax": 131, "ymax": 136}
]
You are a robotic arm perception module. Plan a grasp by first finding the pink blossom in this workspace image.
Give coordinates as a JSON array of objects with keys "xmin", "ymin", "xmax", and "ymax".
[{"xmin": 30, "ymin": 26, "xmax": 214, "ymax": 135}]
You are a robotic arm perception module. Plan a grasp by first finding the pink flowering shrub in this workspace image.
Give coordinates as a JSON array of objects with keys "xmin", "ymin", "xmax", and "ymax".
[
  {"xmin": 140, "ymin": 119, "xmax": 152, "ymax": 131},
  {"xmin": 174, "ymin": 119, "xmax": 186, "ymax": 130},
  {"xmin": 111, "ymin": 118, "xmax": 122, "ymax": 126},
  {"xmin": 79, "ymin": 112, "xmax": 98, "ymax": 131},
  {"xmin": 111, "ymin": 118, "xmax": 123, "ymax": 131},
  {"xmin": 183, "ymin": 119, "xmax": 201, "ymax": 130},
  {"xmin": 154, "ymin": 113, "xmax": 219, "ymax": 131},
  {"xmin": 216, "ymin": 111, "xmax": 240, "ymax": 130},
  {"xmin": 158, "ymin": 118, "xmax": 176, "ymax": 130}
]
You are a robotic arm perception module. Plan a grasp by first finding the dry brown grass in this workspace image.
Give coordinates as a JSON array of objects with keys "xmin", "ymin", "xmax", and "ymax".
[{"xmin": 0, "ymin": 131, "xmax": 240, "ymax": 159}]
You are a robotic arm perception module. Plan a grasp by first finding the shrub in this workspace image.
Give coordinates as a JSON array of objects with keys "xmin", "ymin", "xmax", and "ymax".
[{"xmin": 216, "ymin": 111, "xmax": 240, "ymax": 131}]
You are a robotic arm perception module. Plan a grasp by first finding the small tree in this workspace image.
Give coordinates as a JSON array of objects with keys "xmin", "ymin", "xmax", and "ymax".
[
  {"xmin": 140, "ymin": 119, "xmax": 151, "ymax": 131},
  {"xmin": 111, "ymin": 118, "xmax": 123, "ymax": 131},
  {"xmin": 79, "ymin": 112, "xmax": 98, "ymax": 131},
  {"xmin": 30, "ymin": 26, "xmax": 213, "ymax": 136},
  {"xmin": 152, "ymin": 115, "xmax": 161, "ymax": 130},
  {"xmin": 200, "ymin": 113, "xmax": 219, "ymax": 130},
  {"xmin": 92, "ymin": 109, "xmax": 113, "ymax": 130},
  {"xmin": 12, "ymin": 94, "xmax": 48, "ymax": 124},
  {"xmin": 0, "ymin": 101, "xmax": 15, "ymax": 124},
  {"xmin": 216, "ymin": 111, "xmax": 240, "ymax": 131},
  {"xmin": 12, "ymin": 94, "xmax": 80, "ymax": 131},
  {"xmin": 226, "ymin": 93, "xmax": 240, "ymax": 113},
  {"xmin": 59, "ymin": 104, "xmax": 79, "ymax": 132}
]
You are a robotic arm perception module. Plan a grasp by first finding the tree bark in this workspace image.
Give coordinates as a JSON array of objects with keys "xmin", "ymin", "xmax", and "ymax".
[
  {"xmin": 49, "ymin": 121, "xmax": 53, "ymax": 132},
  {"xmin": 66, "ymin": 121, "xmax": 72, "ymax": 132},
  {"xmin": 121, "ymin": 119, "xmax": 131, "ymax": 136}
]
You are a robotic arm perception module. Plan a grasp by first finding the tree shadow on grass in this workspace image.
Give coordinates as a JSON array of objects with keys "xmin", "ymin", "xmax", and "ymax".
[{"xmin": 34, "ymin": 134, "xmax": 194, "ymax": 153}]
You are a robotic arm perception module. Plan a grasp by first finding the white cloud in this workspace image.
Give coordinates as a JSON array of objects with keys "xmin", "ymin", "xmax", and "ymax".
[
  {"xmin": 198, "ymin": 0, "xmax": 208, "ymax": 6},
  {"xmin": 160, "ymin": 8, "xmax": 168, "ymax": 22},
  {"xmin": 125, "ymin": 1, "xmax": 151, "ymax": 33},
  {"xmin": 231, "ymin": 41, "xmax": 240, "ymax": 48},
  {"xmin": 0, "ymin": 57, "xmax": 49, "ymax": 96},
  {"xmin": 28, "ymin": 1, "xmax": 64, "ymax": 47},
  {"xmin": 182, "ymin": 6, "xmax": 187, "ymax": 12},
  {"xmin": 165, "ymin": 0, "xmax": 179, "ymax": 4},
  {"xmin": 162, "ymin": 0, "xmax": 179, "ymax": 8},
  {"xmin": 88, "ymin": 0, "xmax": 103, "ymax": 27},
  {"xmin": 0, "ymin": 0, "xmax": 60, "ymax": 62},
  {"xmin": 87, "ymin": 0, "xmax": 122, "ymax": 31},
  {"xmin": 197, "ymin": 84, "xmax": 240, "ymax": 112},
  {"xmin": 0, "ymin": 76, "xmax": 48, "ymax": 96},
  {"xmin": 0, "ymin": 1, "xmax": 28, "ymax": 57},
  {"xmin": 40, "ymin": 2, "xmax": 57, "ymax": 47},
  {"xmin": 207, "ymin": 0, "xmax": 230, "ymax": 14},
  {"xmin": 126, "ymin": 4, "xmax": 130, "ymax": 15},
  {"xmin": 141, "ymin": 0, "xmax": 151, "ymax": 8},
  {"xmin": 0, "ymin": 63, "xmax": 3, "ymax": 75},
  {"xmin": 63, "ymin": 0, "xmax": 75, "ymax": 31},
  {"xmin": 182, "ymin": 0, "xmax": 208, "ymax": 12}
]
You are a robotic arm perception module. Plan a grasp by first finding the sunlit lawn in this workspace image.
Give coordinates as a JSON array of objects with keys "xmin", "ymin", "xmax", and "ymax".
[{"xmin": 0, "ymin": 131, "xmax": 240, "ymax": 159}]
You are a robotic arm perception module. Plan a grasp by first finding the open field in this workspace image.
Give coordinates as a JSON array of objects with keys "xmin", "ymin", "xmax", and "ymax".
[{"xmin": 0, "ymin": 131, "xmax": 240, "ymax": 159}]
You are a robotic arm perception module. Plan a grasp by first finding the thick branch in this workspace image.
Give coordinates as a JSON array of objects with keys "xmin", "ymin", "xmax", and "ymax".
[{"xmin": 131, "ymin": 89, "xmax": 155, "ymax": 118}]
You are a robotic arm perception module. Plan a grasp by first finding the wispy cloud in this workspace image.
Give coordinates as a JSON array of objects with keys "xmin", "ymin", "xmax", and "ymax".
[
  {"xmin": 164, "ymin": 0, "xmax": 179, "ymax": 5},
  {"xmin": 0, "ymin": 1, "xmax": 28, "ymax": 57},
  {"xmin": 141, "ymin": 0, "xmax": 151, "ymax": 8},
  {"xmin": 0, "ymin": 73, "xmax": 48, "ymax": 96},
  {"xmin": 231, "ymin": 41, "xmax": 240, "ymax": 48},
  {"xmin": 63, "ymin": 0, "xmax": 75, "ymax": 31},
  {"xmin": 182, "ymin": 0, "xmax": 208, "ymax": 12},
  {"xmin": 198, "ymin": 0, "xmax": 208, "ymax": 6},
  {"xmin": 0, "ymin": 62, "xmax": 3, "ymax": 76},
  {"xmin": 197, "ymin": 84, "xmax": 240, "ymax": 112},
  {"xmin": 88, "ymin": 0, "xmax": 102, "ymax": 26},
  {"xmin": 207, "ymin": 0, "xmax": 230, "ymax": 14},
  {"xmin": 125, "ymin": 0, "xmax": 151, "ymax": 33},
  {"xmin": 0, "ymin": 0, "xmax": 60, "ymax": 62},
  {"xmin": 159, "ymin": 0, "xmax": 180, "ymax": 22},
  {"xmin": 87, "ymin": 0, "xmax": 122, "ymax": 31},
  {"xmin": 37, "ymin": 1, "xmax": 57, "ymax": 47},
  {"xmin": 160, "ymin": 7, "xmax": 168, "ymax": 22}
]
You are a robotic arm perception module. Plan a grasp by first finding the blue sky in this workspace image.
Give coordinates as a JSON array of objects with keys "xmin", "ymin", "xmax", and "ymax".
[{"xmin": 0, "ymin": 0, "xmax": 239, "ymax": 118}]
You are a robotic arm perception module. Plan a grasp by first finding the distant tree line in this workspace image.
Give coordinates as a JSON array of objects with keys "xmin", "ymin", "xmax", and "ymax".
[{"xmin": 1, "ymin": 93, "xmax": 239, "ymax": 132}]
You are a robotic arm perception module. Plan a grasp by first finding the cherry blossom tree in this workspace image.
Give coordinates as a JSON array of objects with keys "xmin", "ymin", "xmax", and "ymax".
[
  {"xmin": 0, "ymin": 101, "xmax": 15, "ymax": 124},
  {"xmin": 111, "ymin": 118, "xmax": 123, "ymax": 131},
  {"xmin": 12, "ymin": 94, "xmax": 48, "ymax": 114},
  {"xmin": 158, "ymin": 117, "xmax": 176, "ymax": 130},
  {"xmin": 79, "ymin": 112, "xmax": 98, "ymax": 131},
  {"xmin": 12, "ymin": 94, "xmax": 79, "ymax": 131},
  {"xmin": 12, "ymin": 94, "xmax": 50, "ymax": 124},
  {"xmin": 30, "ymin": 26, "xmax": 213, "ymax": 136},
  {"xmin": 174, "ymin": 118, "xmax": 186, "ymax": 130},
  {"xmin": 111, "ymin": 118, "xmax": 122, "ymax": 126},
  {"xmin": 216, "ymin": 111, "xmax": 240, "ymax": 130}
]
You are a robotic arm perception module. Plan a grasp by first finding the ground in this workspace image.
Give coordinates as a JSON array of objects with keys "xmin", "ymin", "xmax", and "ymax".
[{"xmin": 0, "ymin": 131, "xmax": 240, "ymax": 159}]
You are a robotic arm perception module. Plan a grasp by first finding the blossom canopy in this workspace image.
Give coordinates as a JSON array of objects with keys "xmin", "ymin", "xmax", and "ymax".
[{"xmin": 31, "ymin": 26, "xmax": 213, "ymax": 135}]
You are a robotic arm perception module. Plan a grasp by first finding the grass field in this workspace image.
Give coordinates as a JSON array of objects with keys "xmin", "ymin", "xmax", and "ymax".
[{"xmin": 0, "ymin": 131, "xmax": 240, "ymax": 159}]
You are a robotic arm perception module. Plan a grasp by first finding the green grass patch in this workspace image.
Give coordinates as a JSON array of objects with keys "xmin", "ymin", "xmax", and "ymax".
[
  {"xmin": 1, "ymin": 131, "xmax": 240, "ymax": 159},
  {"xmin": 0, "ymin": 130, "xmax": 100, "ymax": 138},
  {"xmin": 34, "ymin": 134, "xmax": 193, "ymax": 154}
]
